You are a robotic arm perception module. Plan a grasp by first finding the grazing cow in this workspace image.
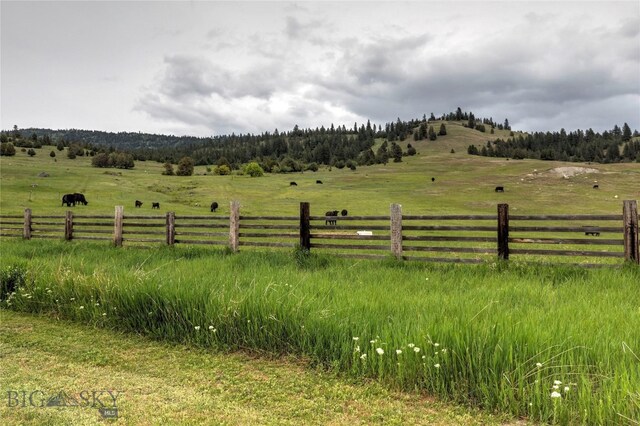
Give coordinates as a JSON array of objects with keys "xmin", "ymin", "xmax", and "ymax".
[
  {"xmin": 593, "ymin": 184, "xmax": 599, "ymax": 189},
  {"xmin": 73, "ymin": 193, "xmax": 88, "ymax": 205},
  {"xmin": 61, "ymin": 193, "xmax": 76, "ymax": 207},
  {"xmin": 316, "ymin": 180, "xmax": 323, "ymax": 184},
  {"xmin": 584, "ymin": 227, "xmax": 600, "ymax": 237},
  {"xmin": 290, "ymin": 182, "xmax": 297, "ymax": 186},
  {"xmin": 152, "ymin": 202, "xmax": 160, "ymax": 209},
  {"xmin": 325, "ymin": 210, "xmax": 339, "ymax": 225},
  {"xmin": 495, "ymin": 186, "xmax": 504, "ymax": 192},
  {"xmin": 135, "ymin": 200, "xmax": 143, "ymax": 208},
  {"xmin": 210, "ymin": 201, "xmax": 219, "ymax": 212},
  {"xmin": 341, "ymin": 209, "xmax": 348, "ymax": 216},
  {"xmin": 431, "ymin": 177, "xmax": 435, "ymax": 182}
]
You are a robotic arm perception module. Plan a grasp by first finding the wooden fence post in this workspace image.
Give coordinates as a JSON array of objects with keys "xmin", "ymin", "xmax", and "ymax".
[
  {"xmin": 497, "ymin": 203, "xmax": 509, "ymax": 260},
  {"xmin": 229, "ymin": 200, "xmax": 240, "ymax": 252},
  {"xmin": 23, "ymin": 208, "xmax": 32, "ymax": 240},
  {"xmin": 623, "ymin": 200, "xmax": 639, "ymax": 264},
  {"xmin": 166, "ymin": 212, "xmax": 176, "ymax": 245},
  {"xmin": 114, "ymin": 206, "xmax": 124, "ymax": 247},
  {"xmin": 300, "ymin": 202, "xmax": 311, "ymax": 251},
  {"xmin": 64, "ymin": 211, "xmax": 73, "ymax": 241},
  {"xmin": 390, "ymin": 203, "xmax": 403, "ymax": 259}
]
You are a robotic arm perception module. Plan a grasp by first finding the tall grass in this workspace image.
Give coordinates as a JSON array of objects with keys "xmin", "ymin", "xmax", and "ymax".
[{"xmin": 2, "ymin": 239, "xmax": 639, "ymax": 424}]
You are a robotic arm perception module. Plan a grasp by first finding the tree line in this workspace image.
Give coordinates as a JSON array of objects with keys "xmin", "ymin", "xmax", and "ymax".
[
  {"xmin": 2, "ymin": 113, "xmax": 461, "ymax": 172},
  {"xmin": 468, "ymin": 123, "xmax": 640, "ymax": 163}
]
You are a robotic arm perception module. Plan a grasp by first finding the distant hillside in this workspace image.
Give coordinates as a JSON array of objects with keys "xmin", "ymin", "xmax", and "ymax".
[
  {"xmin": 8, "ymin": 109, "xmax": 637, "ymax": 169},
  {"xmin": 1, "ymin": 109, "xmax": 506, "ymax": 171},
  {"xmin": 469, "ymin": 123, "xmax": 640, "ymax": 163}
]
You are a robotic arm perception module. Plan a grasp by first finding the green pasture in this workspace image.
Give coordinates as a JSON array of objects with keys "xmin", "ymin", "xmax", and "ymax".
[
  {"xmin": 1, "ymin": 122, "xmax": 638, "ymax": 218},
  {"xmin": 1, "ymin": 241, "xmax": 639, "ymax": 424},
  {"xmin": 1, "ymin": 123, "xmax": 640, "ymax": 424}
]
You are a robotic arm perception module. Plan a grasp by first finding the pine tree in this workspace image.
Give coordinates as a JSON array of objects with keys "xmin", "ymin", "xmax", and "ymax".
[
  {"xmin": 428, "ymin": 126, "xmax": 437, "ymax": 141},
  {"xmin": 391, "ymin": 142, "xmax": 403, "ymax": 162},
  {"xmin": 622, "ymin": 123, "xmax": 632, "ymax": 142}
]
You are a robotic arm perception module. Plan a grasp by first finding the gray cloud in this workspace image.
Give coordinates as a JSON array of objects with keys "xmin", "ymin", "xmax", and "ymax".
[{"xmin": 13, "ymin": 1, "xmax": 628, "ymax": 137}]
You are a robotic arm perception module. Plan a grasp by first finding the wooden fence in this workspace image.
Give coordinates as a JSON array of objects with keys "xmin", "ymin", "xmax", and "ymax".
[{"xmin": 1, "ymin": 201, "xmax": 638, "ymax": 266}]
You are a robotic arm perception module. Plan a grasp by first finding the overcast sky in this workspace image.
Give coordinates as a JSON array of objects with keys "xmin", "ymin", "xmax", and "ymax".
[{"xmin": 1, "ymin": 1, "xmax": 639, "ymax": 137}]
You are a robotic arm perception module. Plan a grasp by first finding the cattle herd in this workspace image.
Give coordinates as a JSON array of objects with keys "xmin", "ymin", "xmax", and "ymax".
[{"xmin": 58, "ymin": 178, "xmax": 602, "ymax": 218}]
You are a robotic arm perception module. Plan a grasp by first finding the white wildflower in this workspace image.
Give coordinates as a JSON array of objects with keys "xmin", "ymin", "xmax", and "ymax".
[
  {"xmin": 360, "ymin": 354, "xmax": 367, "ymax": 360},
  {"xmin": 79, "ymin": 306, "xmax": 84, "ymax": 310},
  {"xmin": 550, "ymin": 391, "xmax": 562, "ymax": 399},
  {"xmin": 353, "ymin": 337, "xmax": 359, "ymax": 341},
  {"xmin": 194, "ymin": 326, "xmax": 201, "ymax": 331},
  {"xmin": 434, "ymin": 363, "xmax": 440, "ymax": 368},
  {"xmin": 376, "ymin": 348, "xmax": 384, "ymax": 355},
  {"xmin": 554, "ymin": 380, "xmax": 562, "ymax": 385},
  {"xmin": 434, "ymin": 343, "xmax": 440, "ymax": 347},
  {"xmin": 536, "ymin": 362, "xmax": 543, "ymax": 368},
  {"xmin": 564, "ymin": 386, "xmax": 570, "ymax": 392},
  {"xmin": 102, "ymin": 313, "xmax": 106, "ymax": 316},
  {"xmin": 414, "ymin": 347, "xmax": 420, "ymax": 353},
  {"xmin": 354, "ymin": 345, "xmax": 360, "ymax": 353},
  {"xmin": 407, "ymin": 343, "xmax": 415, "ymax": 348},
  {"xmin": 396, "ymin": 349, "xmax": 402, "ymax": 355}
]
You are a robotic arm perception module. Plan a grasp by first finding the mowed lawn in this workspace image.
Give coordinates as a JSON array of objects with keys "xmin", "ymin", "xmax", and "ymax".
[{"xmin": 0, "ymin": 310, "xmax": 518, "ymax": 425}]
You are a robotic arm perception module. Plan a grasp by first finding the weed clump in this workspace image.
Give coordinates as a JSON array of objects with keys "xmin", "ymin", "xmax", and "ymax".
[{"xmin": 0, "ymin": 264, "xmax": 27, "ymax": 300}]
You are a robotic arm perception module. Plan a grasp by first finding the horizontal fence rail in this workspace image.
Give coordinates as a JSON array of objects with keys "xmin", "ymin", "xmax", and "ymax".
[{"xmin": 1, "ymin": 200, "xmax": 638, "ymax": 267}]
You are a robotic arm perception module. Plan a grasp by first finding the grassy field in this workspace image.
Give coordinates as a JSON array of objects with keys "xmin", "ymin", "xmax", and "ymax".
[
  {"xmin": 1, "ymin": 121, "xmax": 638, "ymax": 218},
  {"xmin": 1, "ymin": 123, "xmax": 639, "ymax": 424},
  {"xmin": 1, "ymin": 241, "xmax": 639, "ymax": 424}
]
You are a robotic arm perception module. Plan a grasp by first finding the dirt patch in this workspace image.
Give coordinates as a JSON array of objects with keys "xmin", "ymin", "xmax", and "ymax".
[{"xmin": 549, "ymin": 166, "xmax": 600, "ymax": 178}]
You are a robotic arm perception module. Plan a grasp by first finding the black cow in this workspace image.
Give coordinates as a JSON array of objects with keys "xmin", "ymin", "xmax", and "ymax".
[
  {"xmin": 593, "ymin": 184, "xmax": 599, "ymax": 189},
  {"xmin": 495, "ymin": 186, "xmax": 504, "ymax": 192},
  {"xmin": 73, "ymin": 193, "xmax": 88, "ymax": 205},
  {"xmin": 210, "ymin": 201, "xmax": 219, "ymax": 212},
  {"xmin": 135, "ymin": 200, "xmax": 143, "ymax": 208},
  {"xmin": 62, "ymin": 193, "xmax": 76, "ymax": 207},
  {"xmin": 584, "ymin": 227, "xmax": 600, "ymax": 236},
  {"xmin": 341, "ymin": 209, "xmax": 348, "ymax": 216},
  {"xmin": 431, "ymin": 177, "xmax": 435, "ymax": 182},
  {"xmin": 325, "ymin": 210, "xmax": 338, "ymax": 225},
  {"xmin": 290, "ymin": 182, "xmax": 297, "ymax": 186},
  {"xmin": 152, "ymin": 202, "xmax": 160, "ymax": 209},
  {"xmin": 316, "ymin": 180, "xmax": 323, "ymax": 184}
]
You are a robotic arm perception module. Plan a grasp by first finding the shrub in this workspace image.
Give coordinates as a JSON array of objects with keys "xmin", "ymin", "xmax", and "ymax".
[
  {"xmin": 162, "ymin": 162, "xmax": 174, "ymax": 176},
  {"xmin": 176, "ymin": 157, "xmax": 194, "ymax": 176},
  {"xmin": 244, "ymin": 162, "xmax": 264, "ymax": 177},
  {"xmin": 214, "ymin": 165, "xmax": 231, "ymax": 175},
  {"xmin": 0, "ymin": 264, "xmax": 26, "ymax": 301},
  {"xmin": 0, "ymin": 142, "xmax": 16, "ymax": 156}
]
